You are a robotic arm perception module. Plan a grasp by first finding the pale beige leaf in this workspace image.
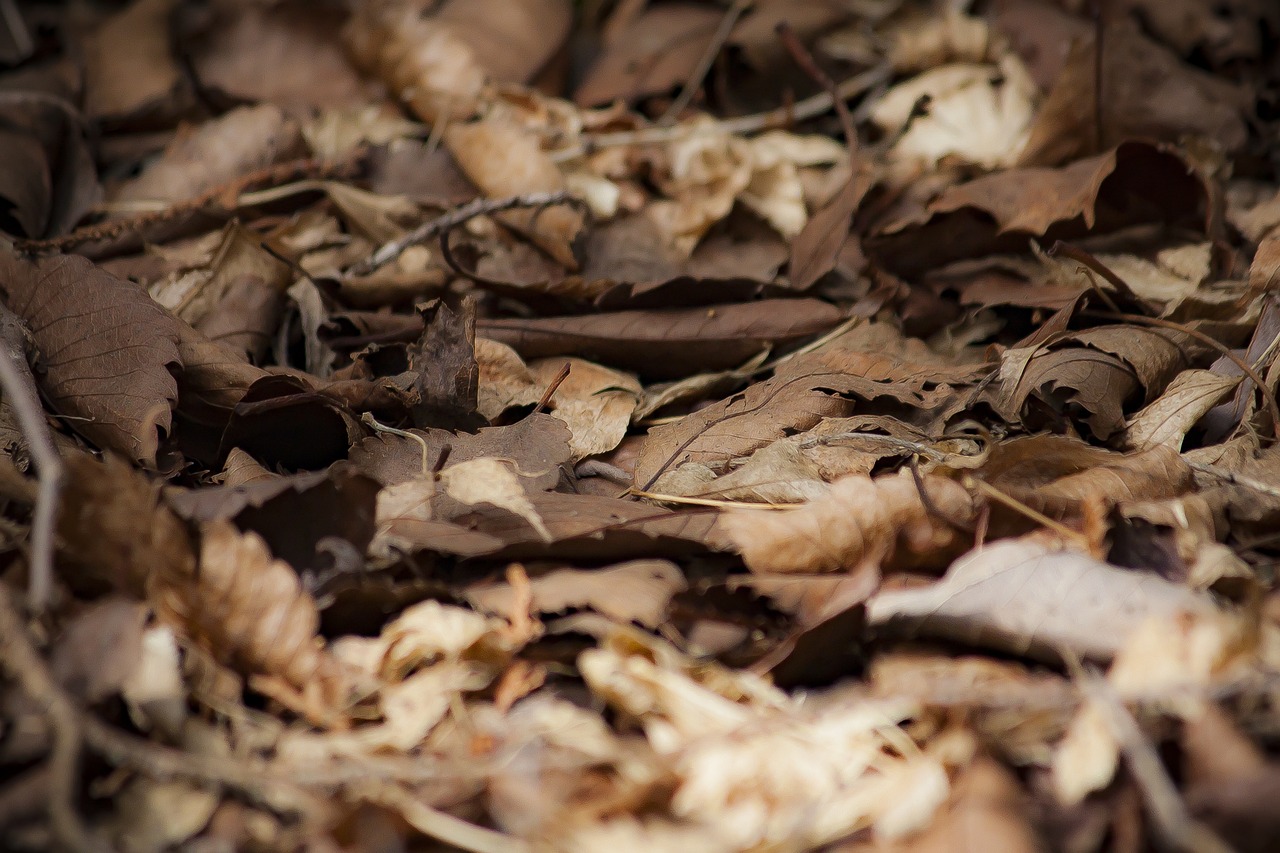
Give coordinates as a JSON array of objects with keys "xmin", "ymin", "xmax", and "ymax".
[
  {"xmin": 867, "ymin": 538, "xmax": 1220, "ymax": 662},
  {"xmin": 439, "ymin": 457, "xmax": 553, "ymax": 541},
  {"xmin": 530, "ymin": 357, "xmax": 641, "ymax": 460},
  {"xmin": 466, "ymin": 560, "xmax": 686, "ymax": 628},
  {"xmin": 1124, "ymin": 370, "xmax": 1243, "ymax": 451}
]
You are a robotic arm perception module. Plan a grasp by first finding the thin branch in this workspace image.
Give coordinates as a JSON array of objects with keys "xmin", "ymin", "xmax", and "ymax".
[
  {"xmin": 549, "ymin": 63, "xmax": 891, "ymax": 163},
  {"xmin": 0, "ymin": 583, "xmax": 103, "ymax": 852},
  {"xmin": 776, "ymin": 20, "xmax": 857, "ymax": 150},
  {"xmin": 963, "ymin": 476, "xmax": 1092, "ymax": 549},
  {"xmin": 658, "ymin": 0, "xmax": 754, "ymax": 125},
  {"xmin": 531, "ymin": 362, "xmax": 571, "ymax": 415},
  {"xmin": 0, "ymin": 303, "xmax": 63, "ymax": 611},
  {"xmin": 347, "ymin": 191, "xmax": 587, "ymax": 277}
]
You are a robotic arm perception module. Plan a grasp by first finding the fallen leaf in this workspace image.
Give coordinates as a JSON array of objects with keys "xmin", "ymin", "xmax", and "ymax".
[
  {"xmin": 445, "ymin": 114, "xmax": 582, "ymax": 268},
  {"xmin": 0, "ymin": 251, "xmax": 180, "ymax": 466},
  {"xmin": 867, "ymin": 538, "xmax": 1220, "ymax": 662},
  {"xmin": 574, "ymin": 5, "xmax": 723, "ymax": 107},
  {"xmin": 466, "ymin": 560, "xmax": 687, "ymax": 628},
  {"xmin": 439, "ymin": 457, "xmax": 553, "ymax": 541},
  {"xmin": 722, "ymin": 470, "xmax": 974, "ymax": 574},
  {"xmin": 480, "ymin": 298, "xmax": 845, "ymax": 379},
  {"xmin": 81, "ymin": 0, "xmax": 189, "ymax": 122},
  {"xmin": 110, "ymin": 105, "xmax": 304, "ymax": 207}
]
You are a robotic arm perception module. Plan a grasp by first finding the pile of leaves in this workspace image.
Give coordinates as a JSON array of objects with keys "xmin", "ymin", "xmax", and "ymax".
[{"xmin": 2, "ymin": 0, "xmax": 1280, "ymax": 849}]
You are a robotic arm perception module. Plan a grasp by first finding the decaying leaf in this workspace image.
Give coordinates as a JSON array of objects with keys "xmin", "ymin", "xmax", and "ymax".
[
  {"xmin": 723, "ymin": 470, "xmax": 974, "ymax": 574},
  {"xmin": 0, "ymin": 251, "xmax": 180, "ymax": 466},
  {"xmin": 868, "ymin": 538, "xmax": 1222, "ymax": 662}
]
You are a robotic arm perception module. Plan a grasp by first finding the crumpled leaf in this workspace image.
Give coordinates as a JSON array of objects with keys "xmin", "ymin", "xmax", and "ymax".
[
  {"xmin": 870, "ymin": 56, "xmax": 1037, "ymax": 170},
  {"xmin": 150, "ymin": 520, "xmax": 351, "ymax": 723},
  {"xmin": 634, "ymin": 343, "xmax": 982, "ymax": 489},
  {"xmin": 722, "ymin": 469, "xmax": 974, "ymax": 574},
  {"xmin": 579, "ymin": 628, "xmax": 950, "ymax": 848}
]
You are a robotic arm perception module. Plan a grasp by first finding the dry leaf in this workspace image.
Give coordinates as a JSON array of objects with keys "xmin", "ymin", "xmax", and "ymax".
[
  {"xmin": 439, "ymin": 457, "xmax": 553, "ymax": 541},
  {"xmin": 723, "ymin": 470, "xmax": 974, "ymax": 574},
  {"xmin": 868, "ymin": 538, "xmax": 1220, "ymax": 662},
  {"xmin": 0, "ymin": 251, "xmax": 180, "ymax": 466}
]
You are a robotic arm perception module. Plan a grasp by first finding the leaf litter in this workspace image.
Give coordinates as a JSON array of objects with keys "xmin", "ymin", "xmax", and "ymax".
[{"xmin": 1, "ymin": 1, "xmax": 1280, "ymax": 850}]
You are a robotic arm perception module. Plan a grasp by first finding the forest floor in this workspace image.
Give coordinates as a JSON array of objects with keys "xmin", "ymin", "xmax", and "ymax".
[{"xmin": 2, "ymin": 1, "xmax": 1280, "ymax": 851}]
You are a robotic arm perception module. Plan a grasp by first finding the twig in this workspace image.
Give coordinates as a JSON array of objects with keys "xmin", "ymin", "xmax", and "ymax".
[
  {"xmin": 13, "ymin": 152, "xmax": 365, "ymax": 253},
  {"xmin": 548, "ymin": 63, "xmax": 891, "ymax": 163},
  {"xmin": 0, "ymin": 304, "xmax": 63, "ymax": 611},
  {"xmin": 963, "ymin": 476, "xmax": 1091, "ymax": 548},
  {"xmin": 658, "ymin": 0, "xmax": 754, "ymax": 125},
  {"xmin": 531, "ymin": 362, "xmax": 571, "ymax": 415},
  {"xmin": 629, "ymin": 487, "xmax": 796, "ymax": 509},
  {"xmin": 369, "ymin": 786, "xmax": 530, "ymax": 853},
  {"xmin": 0, "ymin": 583, "xmax": 103, "ymax": 852},
  {"xmin": 362, "ymin": 412, "xmax": 431, "ymax": 476},
  {"xmin": 1050, "ymin": 241, "xmax": 1150, "ymax": 312},
  {"xmin": 776, "ymin": 20, "xmax": 857, "ymax": 150},
  {"xmin": 347, "ymin": 191, "xmax": 587, "ymax": 277},
  {"xmin": 1076, "ymin": 670, "xmax": 1231, "ymax": 853}
]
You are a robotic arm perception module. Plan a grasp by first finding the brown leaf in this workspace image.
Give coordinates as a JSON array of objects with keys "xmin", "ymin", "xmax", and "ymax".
[
  {"xmin": 787, "ymin": 168, "xmax": 872, "ymax": 291},
  {"xmin": 532, "ymin": 357, "xmax": 640, "ymax": 460},
  {"xmin": 110, "ymin": 105, "xmax": 304, "ymax": 207},
  {"xmin": 869, "ymin": 142, "xmax": 1206, "ymax": 276},
  {"xmin": 722, "ymin": 470, "xmax": 974, "ymax": 574},
  {"xmin": 152, "ymin": 223, "xmax": 293, "ymax": 363},
  {"xmin": 82, "ymin": 0, "xmax": 189, "ymax": 122},
  {"xmin": 465, "ymin": 560, "xmax": 687, "ymax": 628},
  {"xmin": 1123, "ymin": 370, "xmax": 1243, "ymax": 451},
  {"xmin": 445, "ymin": 114, "xmax": 582, "ymax": 268},
  {"xmin": 345, "ymin": 0, "xmax": 569, "ymax": 123},
  {"xmin": 980, "ymin": 434, "xmax": 1195, "ymax": 523},
  {"xmin": 166, "ymin": 463, "xmax": 378, "ymax": 574},
  {"xmin": 439, "ymin": 457, "xmax": 553, "ymax": 541},
  {"xmin": 49, "ymin": 597, "xmax": 148, "ymax": 703},
  {"xmin": 377, "ymin": 491, "xmax": 724, "ymax": 560},
  {"xmin": 1019, "ymin": 16, "xmax": 1248, "ymax": 166},
  {"xmin": 0, "ymin": 90, "xmax": 100, "ymax": 239},
  {"xmin": 634, "ymin": 345, "xmax": 979, "ymax": 489},
  {"xmin": 991, "ymin": 325, "xmax": 1195, "ymax": 440},
  {"xmin": 867, "ymin": 538, "xmax": 1218, "ymax": 662},
  {"xmin": 351, "ymin": 413, "xmax": 571, "ymax": 489},
  {"xmin": 839, "ymin": 757, "xmax": 1043, "ymax": 853},
  {"xmin": 480, "ymin": 298, "xmax": 845, "ymax": 379},
  {"xmin": 0, "ymin": 251, "xmax": 181, "ymax": 466},
  {"xmin": 574, "ymin": 5, "xmax": 723, "ymax": 107},
  {"xmin": 58, "ymin": 452, "xmax": 196, "ymax": 598},
  {"xmin": 189, "ymin": 2, "xmax": 371, "ymax": 110}
]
